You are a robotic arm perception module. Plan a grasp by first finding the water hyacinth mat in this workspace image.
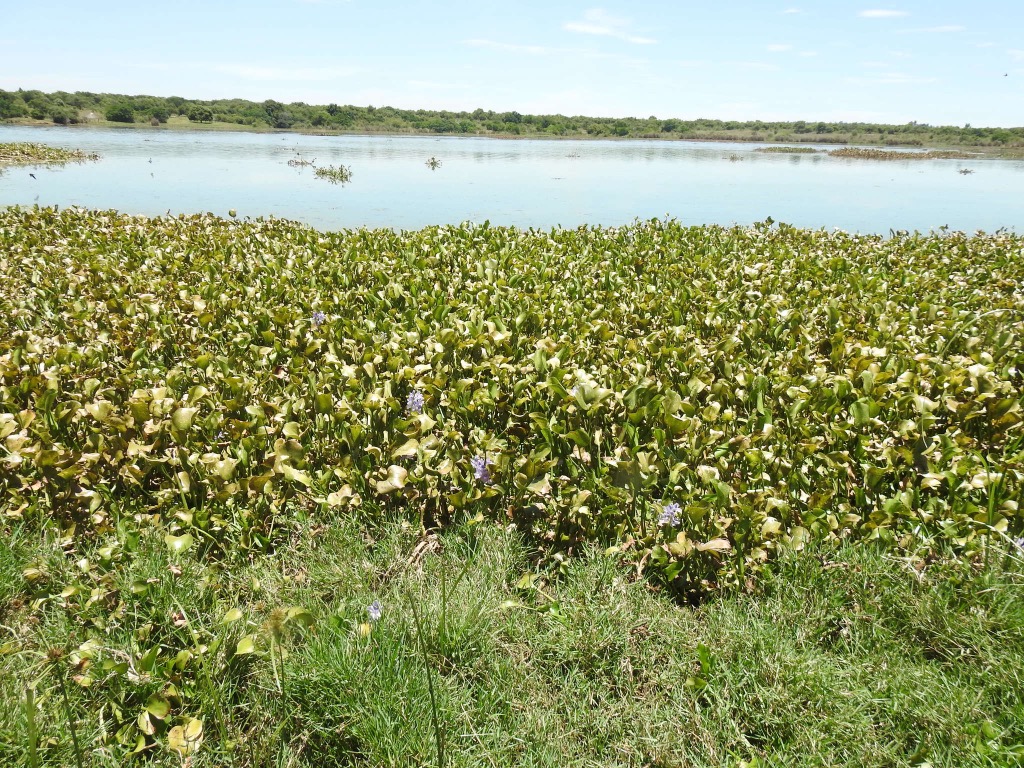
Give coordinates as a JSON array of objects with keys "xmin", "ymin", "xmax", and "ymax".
[{"xmin": 1, "ymin": 206, "xmax": 1022, "ymax": 766}]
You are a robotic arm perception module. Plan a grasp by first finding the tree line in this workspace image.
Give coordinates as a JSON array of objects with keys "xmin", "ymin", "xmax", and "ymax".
[{"xmin": 1, "ymin": 88, "xmax": 1021, "ymax": 147}]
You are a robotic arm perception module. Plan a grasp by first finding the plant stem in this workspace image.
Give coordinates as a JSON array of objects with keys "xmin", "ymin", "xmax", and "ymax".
[
  {"xmin": 25, "ymin": 685, "xmax": 40, "ymax": 768},
  {"xmin": 56, "ymin": 673, "xmax": 85, "ymax": 768},
  {"xmin": 406, "ymin": 587, "xmax": 444, "ymax": 768}
]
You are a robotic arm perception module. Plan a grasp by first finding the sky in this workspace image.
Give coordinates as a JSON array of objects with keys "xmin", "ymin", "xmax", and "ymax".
[{"xmin": 1, "ymin": 1, "xmax": 1021, "ymax": 127}]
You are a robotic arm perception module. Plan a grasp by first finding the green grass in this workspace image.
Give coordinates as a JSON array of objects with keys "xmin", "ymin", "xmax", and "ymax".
[{"xmin": 2, "ymin": 515, "xmax": 1023, "ymax": 767}]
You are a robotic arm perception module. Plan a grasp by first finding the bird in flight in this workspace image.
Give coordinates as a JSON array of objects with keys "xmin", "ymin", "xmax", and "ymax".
[{"xmin": 29, "ymin": 173, "xmax": 36, "ymax": 179}]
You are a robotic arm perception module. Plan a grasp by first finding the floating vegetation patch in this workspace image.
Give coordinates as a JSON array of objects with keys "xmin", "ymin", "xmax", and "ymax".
[
  {"xmin": 1, "ymin": 207, "xmax": 1021, "ymax": 599},
  {"xmin": 425, "ymin": 156, "xmax": 442, "ymax": 170},
  {"xmin": 313, "ymin": 164, "xmax": 352, "ymax": 184},
  {"xmin": 754, "ymin": 146, "xmax": 821, "ymax": 154},
  {"xmin": 828, "ymin": 148, "xmax": 979, "ymax": 161},
  {"xmin": 0, "ymin": 142, "xmax": 99, "ymax": 166},
  {"xmin": 287, "ymin": 155, "xmax": 316, "ymax": 167}
]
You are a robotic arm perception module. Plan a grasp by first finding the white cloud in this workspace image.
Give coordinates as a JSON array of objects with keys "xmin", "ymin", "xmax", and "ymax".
[
  {"xmin": 859, "ymin": 9, "xmax": 910, "ymax": 18},
  {"xmin": 976, "ymin": 42, "xmax": 996, "ymax": 48},
  {"xmin": 767, "ymin": 44, "xmax": 793, "ymax": 52},
  {"xmin": 563, "ymin": 9, "xmax": 656, "ymax": 45},
  {"xmin": 214, "ymin": 64, "xmax": 359, "ymax": 81},
  {"xmin": 918, "ymin": 25, "xmax": 965, "ymax": 33},
  {"xmin": 782, "ymin": 7, "xmax": 801, "ymax": 13},
  {"xmin": 1010, "ymin": 49, "xmax": 1024, "ymax": 61},
  {"xmin": 799, "ymin": 51, "xmax": 818, "ymax": 57}
]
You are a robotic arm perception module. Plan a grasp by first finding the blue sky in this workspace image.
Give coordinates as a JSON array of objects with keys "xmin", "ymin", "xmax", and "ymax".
[{"xmin": 1, "ymin": 1, "xmax": 1021, "ymax": 126}]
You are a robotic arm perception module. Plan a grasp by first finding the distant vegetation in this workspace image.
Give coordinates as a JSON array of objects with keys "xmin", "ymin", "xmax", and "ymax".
[
  {"xmin": 2, "ymin": 88, "xmax": 1023, "ymax": 147},
  {"xmin": 829, "ymin": 148, "xmax": 979, "ymax": 160},
  {"xmin": 754, "ymin": 146, "xmax": 820, "ymax": 154}
]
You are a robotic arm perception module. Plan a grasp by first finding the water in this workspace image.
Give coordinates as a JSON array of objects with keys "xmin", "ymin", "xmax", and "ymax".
[{"xmin": 2, "ymin": 125, "xmax": 1022, "ymax": 233}]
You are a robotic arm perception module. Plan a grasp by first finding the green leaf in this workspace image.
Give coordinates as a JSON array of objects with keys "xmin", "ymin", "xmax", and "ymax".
[
  {"xmin": 235, "ymin": 635, "xmax": 257, "ymax": 656},
  {"xmin": 222, "ymin": 608, "xmax": 243, "ymax": 624},
  {"xmin": 281, "ymin": 465, "xmax": 313, "ymax": 487},
  {"xmin": 171, "ymin": 407, "xmax": 198, "ymax": 432},
  {"xmin": 146, "ymin": 694, "xmax": 171, "ymax": 720},
  {"xmin": 164, "ymin": 533, "xmax": 194, "ymax": 554}
]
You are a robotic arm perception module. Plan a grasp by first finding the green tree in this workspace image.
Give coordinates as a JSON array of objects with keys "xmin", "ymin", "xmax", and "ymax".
[
  {"xmin": 105, "ymin": 103, "xmax": 135, "ymax": 123},
  {"xmin": 187, "ymin": 105, "xmax": 214, "ymax": 123}
]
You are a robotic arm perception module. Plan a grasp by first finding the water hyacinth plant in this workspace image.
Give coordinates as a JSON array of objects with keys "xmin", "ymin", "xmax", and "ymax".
[
  {"xmin": 0, "ymin": 142, "xmax": 100, "ymax": 166},
  {"xmin": 313, "ymin": 163, "xmax": 353, "ymax": 183},
  {"xmin": 659, "ymin": 502, "xmax": 682, "ymax": 527},
  {"xmin": 0, "ymin": 207, "xmax": 1021, "ymax": 589},
  {"xmin": 470, "ymin": 455, "xmax": 494, "ymax": 484},
  {"xmin": 406, "ymin": 389, "xmax": 425, "ymax": 414}
]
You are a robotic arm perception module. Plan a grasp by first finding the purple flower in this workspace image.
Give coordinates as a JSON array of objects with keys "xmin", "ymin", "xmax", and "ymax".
[
  {"xmin": 659, "ymin": 502, "xmax": 681, "ymax": 527},
  {"xmin": 311, "ymin": 310, "xmax": 327, "ymax": 328},
  {"xmin": 406, "ymin": 389, "xmax": 424, "ymax": 414},
  {"xmin": 1014, "ymin": 537, "xmax": 1024, "ymax": 553},
  {"xmin": 367, "ymin": 600, "xmax": 382, "ymax": 622},
  {"xmin": 470, "ymin": 455, "xmax": 494, "ymax": 483}
]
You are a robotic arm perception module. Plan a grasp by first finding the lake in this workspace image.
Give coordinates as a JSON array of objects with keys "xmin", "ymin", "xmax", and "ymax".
[{"xmin": 1, "ymin": 125, "xmax": 1022, "ymax": 233}]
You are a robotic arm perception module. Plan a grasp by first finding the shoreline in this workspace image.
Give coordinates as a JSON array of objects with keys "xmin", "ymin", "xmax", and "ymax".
[{"xmin": 4, "ymin": 117, "xmax": 1021, "ymax": 155}]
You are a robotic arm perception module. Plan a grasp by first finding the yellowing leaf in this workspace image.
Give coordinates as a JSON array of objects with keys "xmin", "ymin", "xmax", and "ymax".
[
  {"xmin": 376, "ymin": 465, "xmax": 408, "ymax": 494},
  {"xmin": 392, "ymin": 438, "xmax": 419, "ymax": 458}
]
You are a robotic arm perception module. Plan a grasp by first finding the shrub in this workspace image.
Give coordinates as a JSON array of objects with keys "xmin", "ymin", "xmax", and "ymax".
[
  {"xmin": 105, "ymin": 104, "xmax": 135, "ymax": 123},
  {"xmin": 51, "ymin": 106, "xmax": 78, "ymax": 125}
]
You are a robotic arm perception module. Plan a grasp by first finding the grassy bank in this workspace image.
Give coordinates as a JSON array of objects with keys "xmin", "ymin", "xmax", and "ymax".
[
  {"xmin": 3, "ymin": 517, "xmax": 1023, "ymax": 768},
  {"xmin": 1, "ymin": 207, "xmax": 1022, "ymax": 765}
]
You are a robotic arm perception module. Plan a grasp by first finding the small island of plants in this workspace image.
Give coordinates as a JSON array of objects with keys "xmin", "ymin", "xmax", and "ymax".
[
  {"xmin": 313, "ymin": 163, "xmax": 353, "ymax": 183},
  {"xmin": 828, "ymin": 147, "xmax": 978, "ymax": 160},
  {"xmin": 754, "ymin": 146, "xmax": 821, "ymax": 154},
  {"xmin": 0, "ymin": 142, "xmax": 99, "ymax": 166}
]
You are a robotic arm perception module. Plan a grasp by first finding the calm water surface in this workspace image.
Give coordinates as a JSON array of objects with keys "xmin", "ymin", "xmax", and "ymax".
[{"xmin": 1, "ymin": 125, "xmax": 1022, "ymax": 233}]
